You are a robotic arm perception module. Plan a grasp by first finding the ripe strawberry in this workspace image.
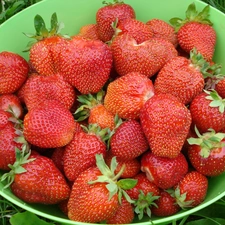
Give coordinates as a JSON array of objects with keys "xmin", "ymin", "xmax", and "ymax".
[
  {"xmin": 67, "ymin": 154, "xmax": 137, "ymax": 223},
  {"xmin": 111, "ymin": 34, "xmax": 177, "ymax": 77},
  {"xmin": 154, "ymin": 49, "xmax": 205, "ymax": 105},
  {"xmin": 126, "ymin": 172, "xmax": 160, "ymax": 220},
  {"xmin": 151, "ymin": 190, "xmax": 180, "ymax": 217},
  {"xmin": 23, "ymin": 100, "xmax": 76, "ymax": 148},
  {"xmin": 56, "ymin": 36, "xmax": 113, "ymax": 94},
  {"xmin": 23, "ymin": 73, "xmax": 76, "ymax": 111},
  {"xmin": 106, "ymin": 197, "xmax": 134, "ymax": 224},
  {"xmin": 26, "ymin": 13, "xmax": 70, "ymax": 76},
  {"xmin": 190, "ymin": 89, "xmax": 225, "ymax": 133},
  {"xmin": 104, "ymin": 72, "xmax": 155, "ymax": 120},
  {"xmin": 215, "ymin": 77, "xmax": 225, "ymax": 98},
  {"xmin": 75, "ymin": 90, "xmax": 115, "ymax": 130},
  {"xmin": 146, "ymin": 18, "xmax": 178, "ymax": 46},
  {"xmin": 63, "ymin": 124, "xmax": 108, "ymax": 182},
  {"xmin": 2, "ymin": 150, "xmax": 71, "ymax": 204},
  {"xmin": 141, "ymin": 151, "xmax": 188, "ymax": 189},
  {"xmin": 174, "ymin": 171, "xmax": 208, "ymax": 208},
  {"xmin": 77, "ymin": 24, "xmax": 99, "ymax": 40},
  {"xmin": 187, "ymin": 127, "xmax": 225, "ymax": 176},
  {"xmin": 105, "ymin": 150, "xmax": 141, "ymax": 178},
  {"xmin": 51, "ymin": 147, "xmax": 65, "ymax": 174},
  {"xmin": 0, "ymin": 110, "xmax": 22, "ymax": 170},
  {"xmin": 109, "ymin": 119, "xmax": 149, "ymax": 160},
  {"xmin": 0, "ymin": 94, "xmax": 24, "ymax": 119},
  {"xmin": 115, "ymin": 18, "xmax": 153, "ymax": 44},
  {"xmin": 140, "ymin": 93, "xmax": 192, "ymax": 158},
  {"xmin": 0, "ymin": 51, "xmax": 29, "ymax": 94},
  {"xmin": 96, "ymin": 0, "xmax": 136, "ymax": 42},
  {"xmin": 27, "ymin": 14, "xmax": 113, "ymax": 94},
  {"xmin": 170, "ymin": 3, "xmax": 216, "ymax": 61}
]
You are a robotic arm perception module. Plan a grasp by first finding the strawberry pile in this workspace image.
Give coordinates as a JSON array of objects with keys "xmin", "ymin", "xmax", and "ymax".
[{"xmin": 1, "ymin": 0, "xmax": 225, "ymax": 224}]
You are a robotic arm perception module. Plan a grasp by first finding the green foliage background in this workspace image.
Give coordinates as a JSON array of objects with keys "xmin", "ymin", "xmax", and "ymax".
[{"xmin": 0, "ymin": 0, "xmax": 225, "ymax": 224}]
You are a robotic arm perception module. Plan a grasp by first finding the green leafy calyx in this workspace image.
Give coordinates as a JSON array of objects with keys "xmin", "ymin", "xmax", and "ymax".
[
  {"xmin": 169, "ymin": 3, "xmax": 213, "ymax": 32},
  {"xmin": 88, "ymin": 154, "xmax": 137, "ymax": 203},
  {"xmin": 187, "ymin": 126, "xmax": 225, "ymax": 158}
]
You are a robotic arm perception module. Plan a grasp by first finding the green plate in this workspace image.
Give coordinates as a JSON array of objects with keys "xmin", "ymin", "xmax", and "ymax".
[{"xmin": 1, "ymin": 0, "xmax": 225, "ymax": 224}]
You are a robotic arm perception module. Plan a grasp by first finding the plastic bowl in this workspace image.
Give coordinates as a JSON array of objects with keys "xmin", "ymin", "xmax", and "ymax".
[{"xmin": 1, "ymin": 0, "xmax": 225, "ymax": 224}]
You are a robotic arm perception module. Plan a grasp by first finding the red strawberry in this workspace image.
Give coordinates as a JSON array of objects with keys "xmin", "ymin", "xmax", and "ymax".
[
  {"xmin": 106, "ymin": 197, "xmax": 134, "ymax": 224},
  {"xmin": 141, "ymin": 151, "xmax": 188, "ymax": 189},
  {"xmin": 57, "ymin": 36, "xmax": 113, "ymax": 94},
  {"xmin": 154, "ymin": 49, "xmax": 205, "ymax": 105},
  {"xmin": 51, "ymin": 147, "xmax": 65, "ymax": 174},
  {"xmin": 0, "ymin": 51, "xmax": 29, "ymax": 94},
  {"xmin": 75, "ymin": 90, "xmax": 115, "ymax": 130},
  {"xmin": 111, "ymin": 34, "xmax": 177, "ymax": 77},
  {"xmin": 126, "ymin": 172, "xmax": 160, "ymax": 220},
  {"xmin": 105, "ymin": 150, "xmax": 141, "ymax": 178},
  {"xmin": 146, "ymin": 18, "xmax": 178, "ymax": 47},
  {"xmin": 23, "ymin": 100, "xmax": 76, "ymax": 148},
  {"xmin": 190, "ymin": 90, "xmax": 225, "ymax": 133},
  {"xmin": 104, "ymin": 72, "xmax": 155, "ymax": 120},
  {"xmin": 115, "ymin": 18, "xmax": 153, "ymax": 44},
  {"xmin": 187, "ymin": 127, "xmax": 225, "ymax": 176},
  {"xmin": 2, "ymin": 150, "xmax": 71, "ymax": 204},
  {"xmin": 0, "ymin": 94, "xmax": 24, "ymax": 119},
  {"xmin": 140, "ymin": 93, "xmax": 192, "ymax": 158},
  {"xmin": 151, "ymin": 190, "xmax": 180, "ymax": 217},
  {"xmin": 76, "ymin": 24, "xmax": 99, "ymax": 40},
  {"xmin": 170, "ymin": 3, "xmax": 216, "ymax": 61},
  {"xmin": 63, "ymin": 124, "xmax": 108, "ymax": 182},
  {"xmin": 96, "ymin": 0, "xmax": 136, "ymax": 42},
  {"xmin": 0, "ymin": 110, "xmax": 22, "ymax": 170},
  {"xmin": 23, "ymin": 73, "xmax": 76, "ymax": 111},
  {"xmin": 67, "ymin": 154, "xmax": 137, "ymax": 223},
  {"xmin": 109, "ymin": 119, "xmax": 149, "ymax": 160},
  {"xmin": 215, "ymin": 77, "xmax": 225, "ymax": 99},
  {"xmin": 126, "ymin": 172, "xmax": 160, "ymax": 200},
  {"xmin": 174, "ymin": 171, "xmax": 208, "ymax": 208}
]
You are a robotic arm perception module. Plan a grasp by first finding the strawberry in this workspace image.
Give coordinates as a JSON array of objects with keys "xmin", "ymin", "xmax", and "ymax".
[
  {"xmin": 57, "ymin": 36, "xmax": 113, "ymax": 94},
  {"xmin": 27, "ymin": 14, "xmax": 113, "ymax": 94},
  {"xmin": 96, "ymin": 0, "xmax": 136, "ymax": 42},
  {"xmin": 76, "ymin": 24, "xmax": 99, "ymax": 40},
  {"xmin": 141, "ymin": 151, "xmax": 188, "ymax": 189},
  {"xmin": 105, "ymin": 150, "xmax": 141, "ymax": 178},
  {"xmin": 109, "ymin": 119, "xmax": 149, "ymax": 160},
  {"xmin": 114, "ymin": 18, "xmax": 153, "ymax": 44},
  {"xmin": 151, "ymin": 190, "xmax": 180, "ymax": 217},
  {"xmin": 154, "ymin": 49, "xmax": 205, "ymax": 105},
  {"xmin": 111, "ymin": 34, "xmax": 177, "ymax": 77},
  {"xmin": 63, "ymin": 124, "xmax": 109, "ymax": 182},
  {"xmin": 23, "ymin": 99, "xmax": 76, "ymax": 148},
  {"xmin": 67, "ymin": 154, "xmax": 137, "ymax": 223},
  {"xmin": 106, "ymin": 197, "xmax": 134, "ymax": 224},
  {"xmin": 187, "ymin": 126, "xmax": 225, "ymax": 176},
  {"xmin": 140, "ymin": 93, "xmax": 192, "ymax": 158},
  {"xmin": 23, "ymin": 73, "xmax": 76, "ymax": 111},
  {"xmin": 1, "ymin": 150, "xmax": 71, "ymax": 204},
  {"xmin": 190, "ymin": 89, "xmax": 225, "ymax": 133},
  {"xmin": 51, "ymin": 147, "xmax": 65, "ymax": 174},
  {"xmin": 74, "ymin": 90, "xmax": 115, "ymax": 130},
  {"xmin": 215, "ymin": 77, "xmax": 225, "ymax": 98},
  {"xmin": 170, "ymin": 3, "xmax": 216, "ymax": 61},
  {"xmin": 126, "ymin": 172, "xmax": 160, "ymax": 220},
  {"xmin": 146, "ymin": 18, "xmax": 178, "ymax": 47},
  {"xmin": 25, "ymin": 13, "xmax": 70, "ymax": 76},
  {"xmin": 0, "ymin": 94, "xmax": 24, "ymax": 119},
  {"xmin": 174, "ymin": 171, "xmax": 208, "ymax": 208},
  {"xmin": 0, "ymin": 51, "xmax": 29, "ymax": 94},
  {"xmin": 0, "ymin": 110, "xmax": 23, "ymax": 170},
  {"xmin": 104, "ymin": 72, "xmax": 155, "ymax": 120}
]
